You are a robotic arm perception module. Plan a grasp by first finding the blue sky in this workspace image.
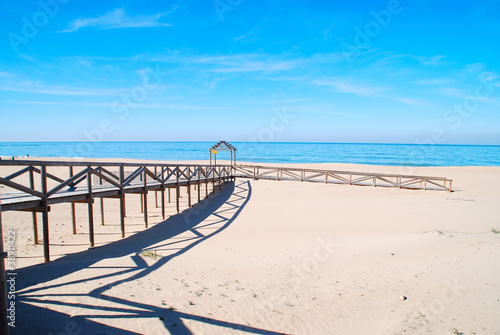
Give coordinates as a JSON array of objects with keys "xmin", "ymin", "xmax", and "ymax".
[{"xmin": 0, "ymin": 0, "xmax": 499, "ymax": 144}]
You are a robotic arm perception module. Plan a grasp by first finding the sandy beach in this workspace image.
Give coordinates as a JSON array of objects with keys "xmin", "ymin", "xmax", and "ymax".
[{"xmin": 1, "ymin": 159, "xmax": 499, "ymax": 334}]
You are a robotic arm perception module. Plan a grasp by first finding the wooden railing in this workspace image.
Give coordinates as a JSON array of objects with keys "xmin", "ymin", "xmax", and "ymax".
[
  {"xmin": 233, "ymin": 164, "xmax": 453, "ymax": 192},
  {"xmin": 0, "ymin": 160, "xmax": 234, "ymax": 262}
]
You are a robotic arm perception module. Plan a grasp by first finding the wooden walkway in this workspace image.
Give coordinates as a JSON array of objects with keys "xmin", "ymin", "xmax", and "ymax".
[
  {"xmin": 0, "ymin": 160, "xmax": 233, "ymax": 262},
  {"xmin": 232, "ymin": 164, "xmax": 453, "ymax": 191},
  {"xmin": 0, "ymin": 160, "xmax": 452, "ymax": 263}
]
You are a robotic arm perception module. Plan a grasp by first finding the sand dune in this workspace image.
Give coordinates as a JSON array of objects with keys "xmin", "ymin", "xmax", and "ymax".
[{"xmin": 1, "ymin": 160, "xmax": 499, "ymax": 334}]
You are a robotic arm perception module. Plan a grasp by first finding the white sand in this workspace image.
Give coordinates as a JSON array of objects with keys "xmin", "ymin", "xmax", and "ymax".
[{"xmin": 1, "ymin": 159, "xmax": 499, "ymax": 334}]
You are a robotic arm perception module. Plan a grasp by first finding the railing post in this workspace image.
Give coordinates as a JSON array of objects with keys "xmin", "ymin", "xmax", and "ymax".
[
  {"xmin": 119, "ymin": 165, "xmax": 125, "ymax": 238},
  {"xmin": 87, "ymin": 166, "xmax": 94, "ymax": 248},
  {"xmin": 155, "ymin": 167, "xmax": 159, "ymax": 208},
  {"xmin": 197, "ymin": 167, "xmax": 201, "ymax": 203},
  {"xmin": 143, "ymin": 167, "xmax": 148, "ymax": 228},
  {"xmin": 161, "ymin": 167, "xmax": 166, "ymax": 220},
  {"xmin": 41, "ymin": 165, "xmax": 50, "ymax": 262},
  {"xmin": 29, "ymin": 166, "xmax": 39, "ymax": 244},
  {"xmin": 69, "ymin": 166, "xmax": 77, "ymax": 234},
  {"xmin": 176, "ymin": 168, "xmax": 180, "ymax": 214},
  {"xmin": 187, "ymin": 167, "xmax": 192, "ymax": 208},
  {"xmin": 205, "ymin": 166, "xmax": 208, "ymax": 199}
]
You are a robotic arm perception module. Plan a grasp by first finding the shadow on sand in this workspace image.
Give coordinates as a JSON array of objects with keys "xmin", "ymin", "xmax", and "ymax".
[{"xmin": 12, "ymin": 180, "xmax": 287, "ymax": 335}]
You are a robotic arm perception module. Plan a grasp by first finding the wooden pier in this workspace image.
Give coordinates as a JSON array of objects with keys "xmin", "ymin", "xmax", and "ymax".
[{"xmin": 0, "ymin": 160, "xmax": 452, "ymax": 263}]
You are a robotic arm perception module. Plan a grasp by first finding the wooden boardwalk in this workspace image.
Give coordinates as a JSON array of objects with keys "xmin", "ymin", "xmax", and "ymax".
[
  {"xmin": 233, "ymin": 164, "xmax": 453, "ymax": 191},
  {"xmin": 0, "ymin": 160, "xmax": 452, "ymax": 262},
  {"xmin": 0, "ymin": 160, "xmax": 233, "ymax": 262}
]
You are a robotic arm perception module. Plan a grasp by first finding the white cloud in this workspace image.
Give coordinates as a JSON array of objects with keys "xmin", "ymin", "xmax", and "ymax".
[
  {"xmin": 233, "ymin": 28, "xmax": 260, "ymax": 43},
  {"xmin": 311, "ymin": 78, "xmax": 392, "ymax": 98},
  {"xmin": 61, "ymin": 7, "xmax": 177, "ymax": 33},
  {"xmin": 0, "ymin": 71, "xmax": 15, "ymax": 78},
  {"xmin": 0, "ymin": 85, "xmax": 120, "ymax": 97}
]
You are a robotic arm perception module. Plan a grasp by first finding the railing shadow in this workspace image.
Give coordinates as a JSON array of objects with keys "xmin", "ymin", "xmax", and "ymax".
[{"xmin": 12, "ymin": 180, "xmax": 287, "ymax": 335}]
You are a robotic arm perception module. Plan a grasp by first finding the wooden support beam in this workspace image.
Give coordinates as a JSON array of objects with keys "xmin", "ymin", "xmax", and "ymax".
[
  {"xmin": 17, "ymin": 206, "xmax": 51, "ymax": 213},
  {"xmin": 143, "ymin": 168, "xmax": 148, "ymax": 228},
  {"xmin": 155, "ymin": 167, "xmax": 159, "ymax": 209},
  {"xmin": 176, "ymin": 169, "xmax": 180, "ymax": 214},
  {"xmin": 100, "ymin": 198, "xmax": 105, "ymax": 226},
  {"xmin": 29, "ymin": 167, "xmax": 38, "ymax": 244},
  {"xmin": 161, "ymin": 168, "xmax": 165, "ymax": 220},
  {"xmin": 72, "ymin": 199, "xmax": 94, "ymax": 204},
  {"xmin": 69, "ymin": 167, "xmax": 77, "ymax": 235},
  {"xmin": 119, "ymin": 166, "xmax": 125, "ymax": 238},
  {"xmin": 41, "ymin": 165, "xmax": 50, "ymax": 263},
  {"xmin": 140, "ymin": 194, "xmax": 144, "ymax": 213},
  {"xmin": 197, "ymin": 169, "xmax": 201, "ymax": 203},
  {"xmin": 87, "ymin": 166, "xmax": 94, "ymax": 248},
  {"xmin": 71, "ymin": 202, "xmax": 76, "ymax": 235}
]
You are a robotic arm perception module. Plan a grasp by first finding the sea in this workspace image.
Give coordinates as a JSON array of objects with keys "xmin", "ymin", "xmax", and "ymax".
[{"xmin": 0, "ymin": 142, "xmax": 499, "ymax": 166}]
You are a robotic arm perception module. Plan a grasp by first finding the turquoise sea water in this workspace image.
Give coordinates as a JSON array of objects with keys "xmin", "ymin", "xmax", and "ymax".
[{"xmin": 0, "ymin": 142, "xmax": 499, "ymax": 166}]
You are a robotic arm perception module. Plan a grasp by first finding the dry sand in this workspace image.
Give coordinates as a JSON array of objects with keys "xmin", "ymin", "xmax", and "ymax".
[{"xmin": 1, "ymin": 159, "xmax": 499, "ymax": 334}]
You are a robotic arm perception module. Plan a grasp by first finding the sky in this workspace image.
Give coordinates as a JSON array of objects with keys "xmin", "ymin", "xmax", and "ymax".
[{"xmin": 0, "ymin": 0, "xmax": 499, "ymax": 144}]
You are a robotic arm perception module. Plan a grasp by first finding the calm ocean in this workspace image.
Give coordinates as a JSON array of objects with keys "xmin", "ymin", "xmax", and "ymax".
[{"xmin": 0, "ymin": 142, "xmax": 499, "ymax": 166}]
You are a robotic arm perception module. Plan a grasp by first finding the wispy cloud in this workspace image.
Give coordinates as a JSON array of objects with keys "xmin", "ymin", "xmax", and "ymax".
[
  {"xmin": 4, "ymin": 100, "xmax": 229, "ymax": 110},
  {"xmin": 412, "ymin": 78, "xmax": 457, "ymax": 85},
  {"xmin": 0, "ymin": 71, "xmax": 15, "ymax": 78},
  {"xmin": 233, "ymin": 28, "xmax": 260, "ymax": 43},
  {"xmin": 0, "ymin": 85, "xmax": 120, "ymax": 97},
  {"xmin": 311, "ymin": 78, "xmax": 392, "ymax": 98},
  {"xmin": 61, "ymin": 7, "xmax": 177, "ymax": 33}
]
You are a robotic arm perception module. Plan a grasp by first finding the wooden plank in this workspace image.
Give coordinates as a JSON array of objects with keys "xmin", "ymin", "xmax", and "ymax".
[
  {"xmin": 119, "ymin": 166, "xmax": 125, "ymax": 238},
  {"xmin": 91, "ymin": 168, "xmax": 122, "ymax": 189},
  {"xmin": 47, "ymin": 168, "xmax": 88, "ymax": 197},
  {"xmin": 4, "ymin": 166, "xmax": 30, "ymax": 181},
  {"xmin": 176, "ymin": 168, "xmax": 180, "ymax": 214},
  {"xmin": 100, "ymin": 198, "xmax": 105, "ymax": 226},
  {"xmin": 29, "ymin": 167, "xmax": 38, "ymax": 244},
  {"xmin": 143, "ymin": 169, "xmax": 148, "ymax": 228},
  {"xmin": 87, "ymin": 166, "xmax": 94, "ymax": 248},
  {"xmin": 0, "ymin": 177, "xmax": 44, "ymax": 199},
  {"xmin": 70, "ymin": 167, "xmax": 77, "ymax": 235},
  {"xmin": 41, "ymin": 166, "xmax": 50, "ymax": 263},
  {"xmin": 17, "ymin": 206, "xmax": 51, "ymax": 213},
  {"xmin": 161, "ymin": 168, "xmax": 165, "ymax": 220},
  {"xmin": 97, "ymin": 166, "xmax": 120, "ymax": 181},
  {"xmin": 31, "ymin": 166, "xmax": 65, "ymax": 184}
]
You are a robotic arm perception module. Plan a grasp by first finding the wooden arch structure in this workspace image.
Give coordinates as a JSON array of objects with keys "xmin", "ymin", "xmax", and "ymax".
[{"xmin": 209, "ymin": 141, "xmax": 237, "ymax": 165}]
